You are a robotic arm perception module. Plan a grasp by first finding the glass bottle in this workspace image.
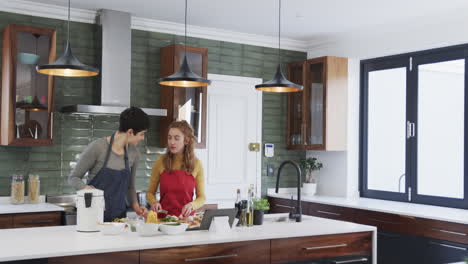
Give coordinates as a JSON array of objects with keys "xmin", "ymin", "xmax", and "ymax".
[
  {"xmin": 235, "ymin": 188, "xmax": 241, "ymax": 218},
  {"xmin": 11, "ymin": 175, "xmax": 25, "ymax": 204},
  {"xmin": 246, "ymin": 185, "xmax": 254, "ymax": 227},
  {"xmin": 28, "ymin": 175, "xmax": 40, "ymax": 203}
]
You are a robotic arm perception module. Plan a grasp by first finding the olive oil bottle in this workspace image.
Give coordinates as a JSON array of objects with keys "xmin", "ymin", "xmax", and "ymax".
[{"xmin": 246, "ymin": 184, "xmax": 254, "ymax": 227}]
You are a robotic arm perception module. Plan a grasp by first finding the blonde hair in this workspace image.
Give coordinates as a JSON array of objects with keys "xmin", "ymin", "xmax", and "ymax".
[{"xmin": 164, "ymin": 120, "xmax": 197, "ymax": 174}]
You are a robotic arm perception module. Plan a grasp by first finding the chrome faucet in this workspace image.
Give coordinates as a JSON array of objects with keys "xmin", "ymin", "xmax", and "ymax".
[{"xmin": 275, "ymin": 160, "xmax": 302, "ymax": 222}]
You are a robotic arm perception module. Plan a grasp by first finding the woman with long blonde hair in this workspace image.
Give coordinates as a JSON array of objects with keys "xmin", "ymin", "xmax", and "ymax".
[{"xmin": 146, "ymin": 121, "xmax": 205, "ymax": 218}]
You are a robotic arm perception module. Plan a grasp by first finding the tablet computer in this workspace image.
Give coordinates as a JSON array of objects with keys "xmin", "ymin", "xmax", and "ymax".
[{"xmin": 199, "ymin": 208, "xmax": 238, "ymax": 230}]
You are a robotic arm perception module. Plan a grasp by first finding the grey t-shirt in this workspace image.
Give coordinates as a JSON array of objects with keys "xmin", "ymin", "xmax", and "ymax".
[{"xmin": 68, "ymin": 137, "xmax": 139, "ymax": 204}]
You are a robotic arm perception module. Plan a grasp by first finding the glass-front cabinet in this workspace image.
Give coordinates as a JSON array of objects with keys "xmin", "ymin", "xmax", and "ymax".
[
  {"xmin": 287, "ymin": 56, "xmax": 348, "ymax": 151},
  {"xmin": 1, "ymin": 25, "xmax": 56, "ymax": 146},
  {"xmin": 160, "ymin": 44, "xmax": 208, "ymax": 149}
]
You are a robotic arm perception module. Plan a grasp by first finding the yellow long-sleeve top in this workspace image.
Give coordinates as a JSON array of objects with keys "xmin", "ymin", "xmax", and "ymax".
[{"xmin": 146, "ymin": 154, "xmax": 206, "ymax": 210}]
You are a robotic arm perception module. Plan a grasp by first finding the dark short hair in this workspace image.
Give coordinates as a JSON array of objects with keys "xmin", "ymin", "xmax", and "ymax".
[{"xmin": 119, "ymin": 107, "xmax": 149, "ymax": 134}]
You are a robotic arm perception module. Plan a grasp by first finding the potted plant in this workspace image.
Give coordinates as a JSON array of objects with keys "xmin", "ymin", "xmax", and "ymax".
[
  {"xmin": 253, "ymin": 198, "xmax": 270, "ymax": 225},
  {"xmin": 299, "ymin": 157, "xmax": 323, "ymax": 195}
]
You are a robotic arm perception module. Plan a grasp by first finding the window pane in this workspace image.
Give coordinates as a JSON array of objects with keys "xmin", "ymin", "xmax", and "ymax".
[
  {"xmin": 417, "ymin": 59, "xmax": 465, "ymax": 199},
  {"xmin": 367, "ymin": 67, "xmax": 407, "ymax": 193}
]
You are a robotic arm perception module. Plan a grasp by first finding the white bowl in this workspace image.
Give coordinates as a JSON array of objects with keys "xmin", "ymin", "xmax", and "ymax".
[
  {"xmin": 136, "ymin": 223, "xmax": 160, "ymax": 237},
  {"xmin": 160, "ymin": 222, "xmax": 188, "ymax": 235},
  {"xmin": 99, "ymin": 222, "xmax": 127, "ymax": 235}
]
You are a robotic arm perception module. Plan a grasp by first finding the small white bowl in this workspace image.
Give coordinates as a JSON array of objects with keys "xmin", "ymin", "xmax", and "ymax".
[
  {"xmin": 136, "ymin": 223, "xmax": 160, "ymax": 237},
  {"xmin": 160, "ymin": 222, "xmax": 188, "ymax": 235},
  {"xmin": 99, "ymin": 222, "xmax": 127, "ymax": 235}
]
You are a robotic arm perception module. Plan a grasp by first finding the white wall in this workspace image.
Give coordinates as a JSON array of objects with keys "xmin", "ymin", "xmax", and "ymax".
[{"xmin": 306, "ymin": 16, "xmax": 468, "ymax": 197}]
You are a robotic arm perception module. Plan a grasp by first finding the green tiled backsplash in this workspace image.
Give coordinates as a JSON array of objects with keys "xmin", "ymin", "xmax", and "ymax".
[{"xmin": 0, "ymin": 11, "xmax": 306, "ymax": 197}]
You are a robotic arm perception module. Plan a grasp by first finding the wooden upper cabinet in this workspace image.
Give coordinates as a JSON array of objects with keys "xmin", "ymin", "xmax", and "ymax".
[
  {"xmin": 1, "ymin": 24, "xmax": 56, "ymax": 146},
  {"xmin": 159, "ymin": 44, "xmax": 208, "ymax": 148},
  {"xmin": 287, "ymin": 56, "xmax": 347, "ymax": 151}
]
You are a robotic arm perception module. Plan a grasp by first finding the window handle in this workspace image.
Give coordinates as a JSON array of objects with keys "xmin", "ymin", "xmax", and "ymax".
[{"xmin": 407, "ymin": 121, "xmax": 416, "ymax": 138}]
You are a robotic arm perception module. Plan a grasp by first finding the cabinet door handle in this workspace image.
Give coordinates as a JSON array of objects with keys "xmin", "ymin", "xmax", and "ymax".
[
  {"xmin": 378, "ymin": 232, "xmax": 401, "ymax": 238},
  {"xmin": 368, "ymin": 218, "xmax": 400, "ymax": 225},
  {"xmin": 303, "ymin": 244, "xmax": 347, "ymax": 250},
  {"xmin": 317, "ymin": 210, "xmax": 341, "ymax": 216},
  {"xmin": 332, "ymin": 258, "xmax": 368, "ymax": 264},
  {"xmin": 276, "ymin": 204, "xmax": 294, "ymax": 209},
  {"xmin": 429, "ymin": 241, "xmax": 467, "ymax": 251},
  {"xmin": 185, "ymin": 254, "xmax": 238, "ymax": 262},
  {"xmin": 21, "ymin": 220, "xmax": 54, "ymax": 224},
  {"xmin": 431, "ymin": 228, "xmax": 467, "ymax": 236}
]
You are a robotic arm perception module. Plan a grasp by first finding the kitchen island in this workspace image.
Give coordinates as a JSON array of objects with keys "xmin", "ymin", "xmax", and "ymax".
[{"xmin": 0, "ymin": 213, "xmax": 376, "ymax": 264}]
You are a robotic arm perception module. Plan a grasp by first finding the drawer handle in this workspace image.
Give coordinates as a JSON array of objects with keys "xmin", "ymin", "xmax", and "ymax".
[
  {"xmin": 276, "ymin": 204, "xmax": 294, "ymax": 209},
  {"xmin": 184, "ymin": 254, "xmax": 238, "ymax": 262},
  {"xmin": 368, "ymin": 218, "xmax": 400, "ymax": 225},
  {"xmin": 378, "ymin": 232, "xmax": 401, "ymax": 238},
  {"xmin": 22, "ymin": 220, "xmax": 54, "ymax": 224},
  {"xmin": 317, "ymin": 210, "xmax": 341, "ymax": 216},
  {"xmin": 332, "ymin": 258, "xmax": 368, "ymax": 264},
  {"xmin": 429, "ymin": 241, "xmax": 467, "ymax": 251},
  {"xmin": 303, "ymin": 244, "xmax": 347, "ymax": 250},
  {"xmin": 431, "ymin": 228, "xmax": 467, "ymax": 236}
]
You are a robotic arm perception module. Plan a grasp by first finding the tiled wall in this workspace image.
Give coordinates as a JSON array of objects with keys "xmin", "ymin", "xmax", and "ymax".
[{"xmin": 0, "ymin": 11, "xmax": 306, "ymax": 197}]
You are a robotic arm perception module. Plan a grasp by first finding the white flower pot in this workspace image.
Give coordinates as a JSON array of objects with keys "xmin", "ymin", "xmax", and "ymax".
[{"xmin": 302, "ymin": 183, "xmax": 317, "ymax": 196}]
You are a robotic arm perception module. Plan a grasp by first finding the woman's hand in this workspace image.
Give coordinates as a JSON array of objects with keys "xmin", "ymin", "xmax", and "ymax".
[
  {"xmin": 180, "ymin": 203, "xmax": 193, "ymax": 218},
  {"xmin": 133, "ymin": 203, "xmax": 148, "ymax": 217},
  {"xmin": 151, "ymin": 202, "xmax": 162, "ymax": 212}
]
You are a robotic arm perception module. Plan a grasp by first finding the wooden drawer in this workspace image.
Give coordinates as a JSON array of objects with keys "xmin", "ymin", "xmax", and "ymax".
[
  {"xmin": 416, "ymin": 217, "xmax": 468, "ymax": 244},
  {"xmin": 13, "ymin": 212, "xmax": 61, "ymax": 228},
  {"xmin": 271, "ymin": 232, "xmax": 372, "ymax": 264},
  {"xmin": 49, "ymin": 251, "xmax": 139, "ymax": 264},
  {"xmin": 0, "ymin": 214, "xmax": 14, "ymax": 229},
  {"xmin": 269, "ymin": 197, "xmax": 308, "ymax": 214},
  {"xmin": 140, "ymin": 240, "xmax": 270, "ymax": 264},
  {"xmin": 308, "ymin": 202, "xmax": 356, "ymax": 222},
  {"xmin": 355, "ymin": 209, "xmax": 416, "ymax": 234}
]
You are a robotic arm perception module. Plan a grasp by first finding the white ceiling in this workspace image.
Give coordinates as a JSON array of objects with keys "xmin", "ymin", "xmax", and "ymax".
[{"xmin": 27, "ymin": 0, "xmax": 468, "ymax": 42}]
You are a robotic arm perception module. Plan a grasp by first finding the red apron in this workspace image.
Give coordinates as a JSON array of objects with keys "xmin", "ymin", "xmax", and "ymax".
[{"xmin": 159, "ymin": 170, "xmax": 196, "ymax": 217}]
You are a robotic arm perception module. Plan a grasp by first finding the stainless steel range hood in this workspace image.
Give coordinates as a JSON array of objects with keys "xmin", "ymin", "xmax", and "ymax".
[{"xmin": 61, "ymin": 9, "xmax": 167, "ymax": 117}]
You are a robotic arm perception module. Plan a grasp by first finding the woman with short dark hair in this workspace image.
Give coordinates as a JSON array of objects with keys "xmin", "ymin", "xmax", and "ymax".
[{"xmin": 69, "ymin": 107, "xmax": 149, "ymax": 221}]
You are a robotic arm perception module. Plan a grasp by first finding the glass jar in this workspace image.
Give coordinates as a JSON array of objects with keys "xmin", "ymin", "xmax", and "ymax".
[
  {"xmin": 28, "ymin": 175, "xmax": 40, "ymax": 203},
  {"xmin": 11, "ymin": 175, "xmax": 25, "ymax": 204}
]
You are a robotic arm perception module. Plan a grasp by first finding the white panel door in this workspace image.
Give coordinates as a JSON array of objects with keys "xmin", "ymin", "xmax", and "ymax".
[{"xmin": 203, "ymin": 74, "xmax": 262, "ymax": 208}]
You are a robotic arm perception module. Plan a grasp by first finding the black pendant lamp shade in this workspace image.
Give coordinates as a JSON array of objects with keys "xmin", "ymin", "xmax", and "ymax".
[
  {"xmin": 36, "ymin": 42, "xmax": 99, "ymax": 77},
  {"xmin": 255, "ymin": 64, "xmax": 302, "ymax": 92},
  {"xmin": 158, "ymin": 0, "xmax": 211, "ymax": 87},
  {"xmin": 255, "ymin": 0, "xmax": 302, "ymax": 93},
  {"xmin": 36, "ymin": 0, "xmax": 99, "ymax": 77},
  {"xmin": 159, "ymin": 56, "xmax": 211, "ymax": 87}
]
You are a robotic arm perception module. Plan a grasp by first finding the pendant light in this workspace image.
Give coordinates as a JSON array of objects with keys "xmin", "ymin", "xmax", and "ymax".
[
  {"xmin": 255, "ymin": 0, "xmax": 303, "ymax": 93},
  {"xmin": 158, "ymin": 0, "xmax": 211, "ymax": 87},
  {"xmin": 36, "ymin": 0, "xmax": 99, "ymax": 77}
]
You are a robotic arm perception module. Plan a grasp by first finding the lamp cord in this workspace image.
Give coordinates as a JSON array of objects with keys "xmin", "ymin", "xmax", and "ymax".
[
  {"xmin": 67, "ymin": 0, "xmax": 70, "ymax": 44},
  {"xmin": 278, "ymin": 0, "xmax": 281, "ymax": 67},
  {"xmin": 184, "ymin": 0, "xmax": 187, "ymax": 57}
]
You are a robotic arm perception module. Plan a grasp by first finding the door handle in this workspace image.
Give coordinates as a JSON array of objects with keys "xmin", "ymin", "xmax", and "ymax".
[
  {"xmin": 276, "ymin": 204, "xmax": 294, "ymax": 209},
  {"xmin": 429, "ymin": 241, "xmax": 467, "ymax": 251},
  {"xmin": 316, "ymin": 210, "xmax": 341, "ymax": 216},
  {"xmin": 431, "ymin": 228, "xmax": 467, "ymax": 236},
  {"xmin": 185, "ymin": 254, "xmax": 238, "ymax": 262},
  {"xmin": 332, "ymin": 258, "xmax": 368, "ymax": 264},
  {"xmin": 303, "ymin": 244, "xmax": 347, "ymax": 250}
]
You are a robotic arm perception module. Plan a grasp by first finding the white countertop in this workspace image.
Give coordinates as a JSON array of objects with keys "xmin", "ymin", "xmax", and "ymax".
[
  {"xmin": 0, "ymin": 196, "xmax": 64, "ymax": 214},
  {"xmin": 268, "ymin": 188, "xmax": 468, "ymax": 225},
  {"xmin": 0, "ymin": 213, "xmax": 376, "ymax": 262}
]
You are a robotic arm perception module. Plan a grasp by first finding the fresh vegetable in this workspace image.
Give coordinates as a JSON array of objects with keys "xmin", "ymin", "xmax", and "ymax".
[{"xmin": 161, "ymin": 215, "xmax": 179, "ymax": 222}]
